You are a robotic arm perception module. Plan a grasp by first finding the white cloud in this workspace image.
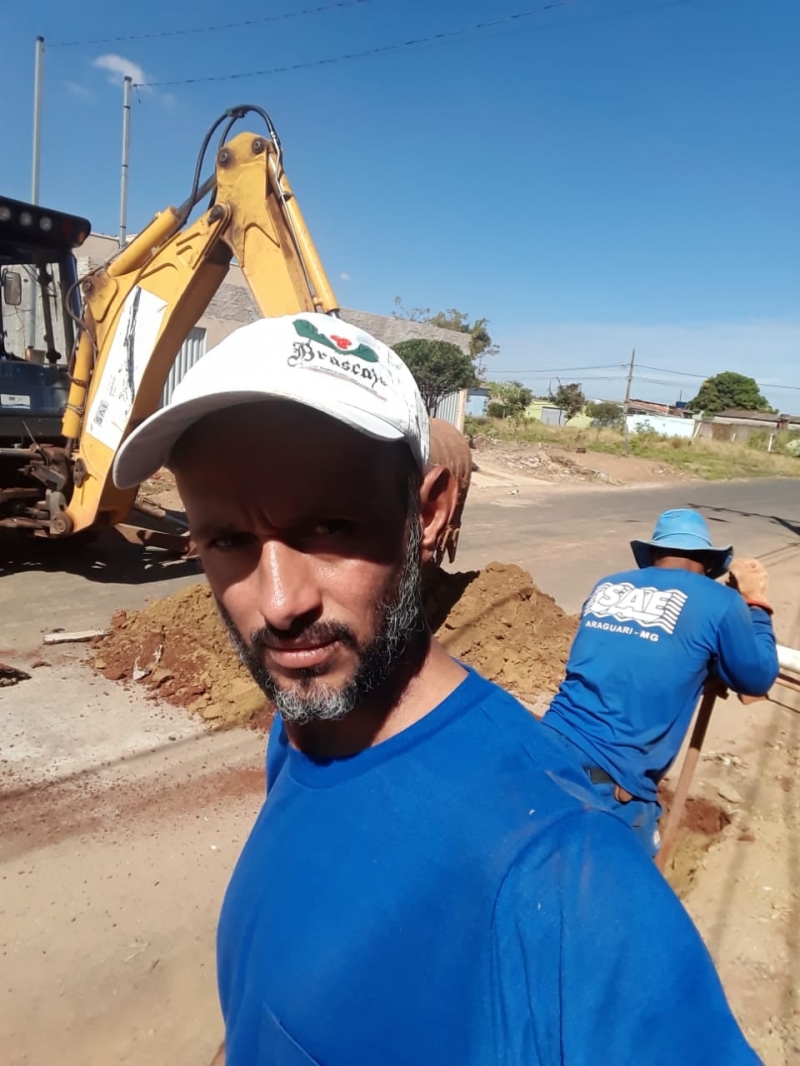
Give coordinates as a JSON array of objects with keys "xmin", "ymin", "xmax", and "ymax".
[
  {"xmin": 491, "ymin": 319, "xmax": 800, "ymax": 411},
  {"xmin": 93, "ymin": 54, "xmax": 150, "ymax": 90},
  {"xmin": 339, "ymin": 272, "xmax": 351, "ymax": 282},
  {"xmin": 66, "ymin": 80, "xmax": 91, "ymax": 98}
]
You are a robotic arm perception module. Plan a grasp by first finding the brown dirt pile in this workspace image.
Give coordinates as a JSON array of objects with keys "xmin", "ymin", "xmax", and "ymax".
[
  {"xmin": 471, "ymin": 436, "xmax": 619, "ymax": 484},
  {"xmin": 658, "ymin": 786, "xmax": 732, "ymax": 898},
  {"xmin": 93, "ymin": 562, "xmax": 578, "ymax": 730},
  {"xmin": 424, "ymin": 563, "xmax": 578, "ymax": 699},
  {"xmin": 93, "ymin": 585, "xmax": 269, "ymax": 729}
]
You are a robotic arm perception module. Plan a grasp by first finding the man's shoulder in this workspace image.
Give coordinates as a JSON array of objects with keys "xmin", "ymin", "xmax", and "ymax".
[{"xmin": 450, "ymin": 671, "xmax": 604, "ymax": 817}]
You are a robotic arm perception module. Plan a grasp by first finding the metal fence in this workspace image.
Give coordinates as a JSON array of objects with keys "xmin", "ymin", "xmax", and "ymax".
[
  {"xmin": 433, "ymin": 389, "xmax": 467, "ymax": 431},
  {"xmin": 161, "ymin": 327, "xmax": 207, "ymax": 406}
]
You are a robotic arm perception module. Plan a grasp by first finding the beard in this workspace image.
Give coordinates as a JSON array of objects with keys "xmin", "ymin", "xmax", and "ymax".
[{"xmin": 218, "ymin": 507, "xmax": 424, "ymax": 726}]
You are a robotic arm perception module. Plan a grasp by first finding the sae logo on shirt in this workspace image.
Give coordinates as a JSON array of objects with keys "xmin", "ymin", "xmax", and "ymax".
[{"xmin": 584, "ymin": 582, "xmax": 688, "ymax": 635}]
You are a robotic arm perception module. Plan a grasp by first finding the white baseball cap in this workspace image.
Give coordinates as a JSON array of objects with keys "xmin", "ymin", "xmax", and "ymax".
[{"xmin": 113, "ymin": 312, "xmax": 430, "ymax": 489}]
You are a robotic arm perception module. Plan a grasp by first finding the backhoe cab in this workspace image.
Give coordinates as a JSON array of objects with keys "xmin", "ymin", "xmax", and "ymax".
[{"xmin": 0, "ymin": 196, "xmax": 89, "ymax": 532}]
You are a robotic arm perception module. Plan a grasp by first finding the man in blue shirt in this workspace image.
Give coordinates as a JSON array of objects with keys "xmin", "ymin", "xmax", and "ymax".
[
  {"xmin": 543, "ymin": 509, "xmax": 778, "ymax": 857},
  {"xmin": 114, "ymin": 316, "xmax": 761, "ymax": 1065}
]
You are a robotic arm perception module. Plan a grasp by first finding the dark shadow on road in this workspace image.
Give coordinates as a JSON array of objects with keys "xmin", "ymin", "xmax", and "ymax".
[
  {"xmin": 691, "ymin": 504, "xmax": 800, "ymax": 540},
  {"xmin": 0, "ymin": 529, "xmax": 203, "ymax": 585}
]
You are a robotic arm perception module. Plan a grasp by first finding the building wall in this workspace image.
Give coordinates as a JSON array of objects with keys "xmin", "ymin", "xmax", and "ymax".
[
  {"xmin": 695, "ymin": 420, "xmax": 766, "ymax": 444},
  {"xmin": 524, "ymin": 401, "xmax": 566, "ymax": 425},
  {"xmin": 627, "ymin": 413, "xmax": 695, "ymax": 439},
  {"xmin": 541, "ymin": 405, "xmax": 567, "ymax": 427},
  {"xmin": 433, "ymin": 389, "xmax": 467, "ymax": 432},
  {"xmin": 339, "ymin": 309, "xmax": 472, "ymax": 355},
  {"xmin": 162, "ymin": 327, "xmax": 207, "ymax": 406}
]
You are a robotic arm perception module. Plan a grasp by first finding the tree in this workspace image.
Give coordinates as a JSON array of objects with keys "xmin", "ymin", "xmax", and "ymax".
[
  {"xmin": 392, "ymin": 297, "xmax": 498, "ymax": 361},
  {"xmin": 586, "ymin": 400, "xmax": 624, "ymax": 428},
  {"xmin": 549, "ymin": 382, "xmax": 586, "ymax": 420},
  {"xmin": 487, "ymin": 380, "xmax": 534, "ymax": 419},
  {"xmin": 686, "ymin": 372, "xmax": 774, "ymax": 416},
  {"xmin": 394, "ymin": 339, "xmax": 478, "ymax": 415}
]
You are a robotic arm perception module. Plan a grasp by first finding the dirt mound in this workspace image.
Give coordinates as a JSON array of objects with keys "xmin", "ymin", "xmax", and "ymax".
[
  {"xmin": 424, "ymin": 563, "xmax": 578, "ymax": 699},
  {"xmin": 93, "ymin": 562, "xmax": 578, "ymax": 730},
  {"xmin": 94, "ymin": 585, "xmax": 269, "ymax": 729},
  {"xmin": 472, "ymin": 436, "xmax": 619, "ymax": 484},
  {"xmin": 658, "ymin": 785, "xmax": 732, "ymax": 898}
]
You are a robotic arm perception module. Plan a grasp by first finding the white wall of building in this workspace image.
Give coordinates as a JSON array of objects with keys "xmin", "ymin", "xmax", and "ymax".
[{"xmin": 627, "ymin": 413, "xmax": 695, "ymax": 439}]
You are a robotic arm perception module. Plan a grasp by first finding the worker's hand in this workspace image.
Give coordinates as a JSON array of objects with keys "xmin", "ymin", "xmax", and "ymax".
[{"xmin": 727, "ymin": 558, "xmax": 772, "ymax": 614}]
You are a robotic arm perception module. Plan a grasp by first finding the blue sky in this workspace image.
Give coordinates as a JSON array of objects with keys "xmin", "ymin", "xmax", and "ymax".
[{"xmin": 3, "ymin": 0, "xmax": 798, "ymax": 408}]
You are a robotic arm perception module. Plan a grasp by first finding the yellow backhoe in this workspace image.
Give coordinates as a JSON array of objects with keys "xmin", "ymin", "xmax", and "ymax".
[{"xmin": 0, "ymin": 105, "xmax": 471, "ymax": 559}]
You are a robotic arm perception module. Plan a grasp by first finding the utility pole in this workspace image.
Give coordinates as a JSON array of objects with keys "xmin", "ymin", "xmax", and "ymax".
[
  {"xmin": 28, "ymin": 36, "xmax": 45, "ymax": 351},
  {"xmin": 31, "ymin": 36, "xmax": 44, "ymax": 204},
  {"xmin": 623, "ymin": 347, "xmax": 635, "ymax": 457},
  {"xmin": 119, "ymin": 75, "xmax": 132, "ymax": 246}
]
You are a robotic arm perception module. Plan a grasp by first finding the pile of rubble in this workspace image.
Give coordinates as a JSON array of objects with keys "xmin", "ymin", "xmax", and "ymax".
[{"xmin": 471, "ymin": 436, "xmax": 619, "ymax": 483}]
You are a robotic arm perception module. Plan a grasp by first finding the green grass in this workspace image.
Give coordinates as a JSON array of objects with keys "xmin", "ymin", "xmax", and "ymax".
[{"xmin": 464, "ymin": 417, "xmax": 800, "ymax": 481}]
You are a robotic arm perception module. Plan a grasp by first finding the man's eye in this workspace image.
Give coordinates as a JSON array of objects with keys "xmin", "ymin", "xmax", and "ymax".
[
  {"xmin": 208, "ymin": 531, "xmax": 254, "ymax": 552},
  {"xmin": 310, "ymin": 520, "xmax": 351, "ymax": 537}
]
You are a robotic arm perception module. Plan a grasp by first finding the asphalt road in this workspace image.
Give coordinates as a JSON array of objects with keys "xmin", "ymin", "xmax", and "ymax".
[
  {"xmin": 1, "ymin": 476, "xmax": 799, "ymax": 646},
  {"xmin": 456, "ymin": 477, "xmax": 800, "ymax": 613},
  {"xmin": 2, "ymin": 475, "xmax": 799, "ymax": 1066}
]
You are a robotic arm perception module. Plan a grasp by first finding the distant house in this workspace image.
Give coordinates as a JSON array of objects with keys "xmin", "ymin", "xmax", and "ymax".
[
  {"xmin": 627, "ymin": 413, "xmax": 695, "ymax": 440},
  {"xmin": 695, "ymin": 409, "xmax": 800, "ymax": 444},
  {"xmin": 523, "ymin": 401, "xmax": 591, "ymax": 428},
  {"xmin": 713, "ymin": 409, "xmax": 800, "ymax": 429},
  {"xmin": 628, "ymin": 398, "xmax": 691, "ymax": 418},
  {"xmin": 524, "ymin": 401, "xmax": 565, "ymax": 426}
]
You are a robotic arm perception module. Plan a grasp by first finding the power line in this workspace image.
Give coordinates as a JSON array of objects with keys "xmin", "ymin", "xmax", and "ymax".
[
  {"xmin": 644, "ymin": 370, "xmax": 800, "ymax": 396},
  {"xmin": 139, "ymin": 0, "xmax": 697, "ymax": 88},
  {"xmin": 50, "ymin": 0, "xmax": 371, "ymax": 47},
  {"xmin": 637, "ymin": 363, "xmax": 708, "ymax": 380},
  {"xmin": 487, "ymin": 367, "xmax": 800, "ymax": 395},
  {"xmin": 486, "ymin": 364, "xmax": 626, "ymax": 374}
]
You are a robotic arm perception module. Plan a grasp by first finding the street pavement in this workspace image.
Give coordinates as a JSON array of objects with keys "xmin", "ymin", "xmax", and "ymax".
[
  {"xmin": 1, "ymin": 474, "xmax": 799, "ymax": 1065},
  {"xmin": 2, "ymin": 477, "xmax": 798, "ymax": 648},
  {"xmin": 457, "ymin": 476, "xmax": 800, "ymax": 613}
]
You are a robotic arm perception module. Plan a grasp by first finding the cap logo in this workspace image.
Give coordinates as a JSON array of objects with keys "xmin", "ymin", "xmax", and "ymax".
[{"xmin": 293, "ymin": 318, "xmax": 379, "ymax": 363}]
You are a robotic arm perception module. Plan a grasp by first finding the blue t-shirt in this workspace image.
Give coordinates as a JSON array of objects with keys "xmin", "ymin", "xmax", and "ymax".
[
  {"xmin": 217, "ymin": 668, "xmax": 757, "ymax": 1065},
  {"xmin": 544, "ymin": 566, "xmax": 778, "ymax": 800}
]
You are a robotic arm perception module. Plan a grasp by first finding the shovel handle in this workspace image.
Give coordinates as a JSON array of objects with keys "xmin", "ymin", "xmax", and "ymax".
[{"xmin": 655, "ymin": 689, "xmax": 718, "ymax": 872}]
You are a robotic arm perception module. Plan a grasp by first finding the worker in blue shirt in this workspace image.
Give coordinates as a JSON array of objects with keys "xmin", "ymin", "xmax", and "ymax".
[
  {"xmin": 542, "ymin": 508, "xmax": 779, "ymax": 858},
  {"xmin": 114, "ymin": 317, "xmax": 761, "ymax": 1065}
]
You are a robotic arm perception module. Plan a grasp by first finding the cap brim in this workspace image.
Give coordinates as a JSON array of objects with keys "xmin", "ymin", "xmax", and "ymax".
[
  {"xmin": 113, "ymin": 389, "xmax": 406, "ymax": 490},
  {"xmin": 630, "ymin": 538, "xmax": 733, "ymax": 579}
]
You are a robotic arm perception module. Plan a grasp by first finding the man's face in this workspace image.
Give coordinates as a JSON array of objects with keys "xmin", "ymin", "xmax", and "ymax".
[{"xmin": 172, "ymin": 402, "xmax": 424, "ymax": 724}]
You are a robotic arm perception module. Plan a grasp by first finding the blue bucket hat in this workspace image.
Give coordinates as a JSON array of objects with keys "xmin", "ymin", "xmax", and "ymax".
[{"xmin": 630, "ymin": 509, "xmax": 733, "ymax": 579}]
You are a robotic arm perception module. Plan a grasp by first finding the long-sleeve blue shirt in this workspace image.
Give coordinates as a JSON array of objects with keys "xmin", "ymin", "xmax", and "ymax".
[
  {"xmin": 217, "ymin": 668, "xmax": 758, "ymax": 1065},
  {"xmin": 543, "ymin": 566, "xmax": 778, "ymax": 800}
]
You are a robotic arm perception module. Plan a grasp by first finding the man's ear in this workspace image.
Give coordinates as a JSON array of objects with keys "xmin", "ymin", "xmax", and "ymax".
[{"xmin": 418, "ymin": 465, "xmax": 457, "ymax": 566}]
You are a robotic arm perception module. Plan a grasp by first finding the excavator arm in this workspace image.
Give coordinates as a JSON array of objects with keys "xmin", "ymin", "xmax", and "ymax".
[
  {"xmin": 40, "ymin": 105, "xmax": 470, "ymax": 557},
  {"xmin": 64, "ymin": 107, "xmax": 339, "ymax": 535}
]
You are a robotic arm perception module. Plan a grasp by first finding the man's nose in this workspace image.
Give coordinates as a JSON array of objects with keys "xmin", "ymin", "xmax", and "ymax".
[{"xmin": 256, "ymin": 539, "xmax": 322, "ymax": 631}]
